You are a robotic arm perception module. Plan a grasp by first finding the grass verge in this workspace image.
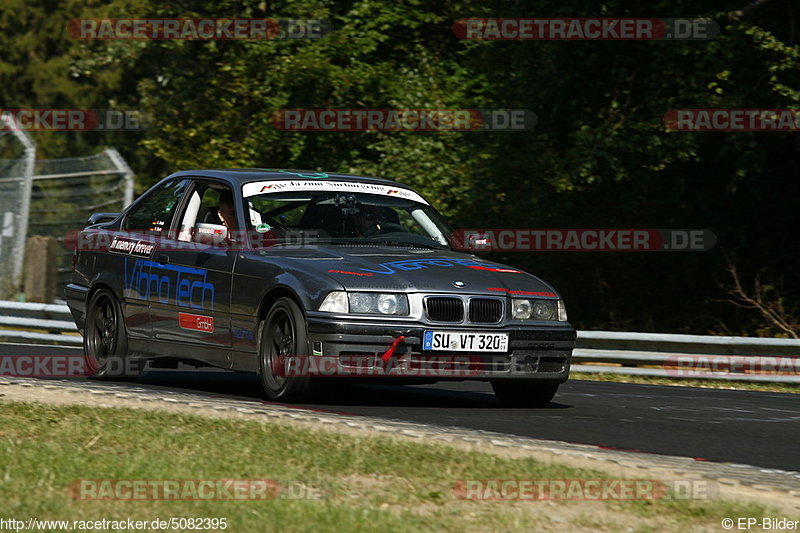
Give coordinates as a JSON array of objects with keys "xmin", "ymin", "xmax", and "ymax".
[{"xmin": 0, "ymin": 400, "xmax": 775, "ymax": 532}]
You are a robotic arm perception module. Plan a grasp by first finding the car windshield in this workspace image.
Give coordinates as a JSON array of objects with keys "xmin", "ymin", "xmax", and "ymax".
[{"xmin": 244, "ymin": 189, "xmax": 453, "ymax": 249}]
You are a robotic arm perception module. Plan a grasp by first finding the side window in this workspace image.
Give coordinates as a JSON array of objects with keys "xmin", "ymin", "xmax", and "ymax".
[
  {"xmin": 123, "ymin": 179, "xmax": 190, "ymax": 234},
  {"xmin": 201, "ymin": 188, "xmax": 224, "ymax": 220},
  {"xmin": 175, "ymin": 182, "xmax": 237, "ymax": 244}
]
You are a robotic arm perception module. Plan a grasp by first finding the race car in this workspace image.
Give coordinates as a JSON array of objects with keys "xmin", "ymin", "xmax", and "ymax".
[{"xmin": 65, "ymin": 169, "xmax": 576, "ymax": 406}]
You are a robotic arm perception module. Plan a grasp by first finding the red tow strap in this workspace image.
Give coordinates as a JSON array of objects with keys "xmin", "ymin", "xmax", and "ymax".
[{"xmin": 381, "ymin": 336, "xmax": 406, "ymax": 362}]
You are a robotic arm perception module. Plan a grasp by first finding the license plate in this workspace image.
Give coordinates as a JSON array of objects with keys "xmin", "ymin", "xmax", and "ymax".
[{"xmin": 423, "ymin": 331, "xmax": 508, "ymax": 352}]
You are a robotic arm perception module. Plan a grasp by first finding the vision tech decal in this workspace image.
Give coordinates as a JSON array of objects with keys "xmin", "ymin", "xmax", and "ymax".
[
  {"xmin": 123, "ymin": 259, "xmax": 215, "ymax": 310},
  {"xmin": 332, "ymin": 258, "xmax": 524, "ymax": 276}
]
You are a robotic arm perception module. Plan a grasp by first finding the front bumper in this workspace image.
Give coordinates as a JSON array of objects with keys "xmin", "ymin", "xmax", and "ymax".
[{"xmin": 304, "ymin": 318, "xmax": 576, "ymax": 381}]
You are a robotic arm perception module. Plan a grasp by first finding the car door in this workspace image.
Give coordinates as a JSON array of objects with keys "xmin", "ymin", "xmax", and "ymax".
[
  {"xmin": 113, "ymin": 178, "xmax": 192, "ymax": 340},
  {"xmin": 148, "ymin": 179, "xmax": 236, "ymax": 365}
]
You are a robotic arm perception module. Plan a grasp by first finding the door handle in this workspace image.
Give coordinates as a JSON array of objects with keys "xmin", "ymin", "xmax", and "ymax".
[{"xmin": 155, "ymin": 254, "xmax": 170, "ymax": 264}]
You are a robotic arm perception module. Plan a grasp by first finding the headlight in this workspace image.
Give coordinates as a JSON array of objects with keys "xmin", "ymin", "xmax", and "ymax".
[
  {"xmin": 558, "ymin": 299, "xmax": 568, "ymax": 321},
  {"xmin": 511, "ymin": 299, "xmax": 532, "ymax": 320},
  {"xmin": 512, "ymin": 298, "xmax": 566, "ymax": 321},
  {"xmin": 532, "ymin": 299, "xmax": 557, "ymax": 320},
  {"xmin": 348, "ymin": 292, "xmax": 409, "ymax": 315},
  {"xmin": 348, "ymin": 293, "xmax": 374, "ymax": 313},
  {"xmin": 319, "ymin": 291, "xmax": 348, "ymax": 313},
  {"xmin": 378, "ymin": 294, "xmax": 401, "ymax": 314},
  {"xmin": 319, "ymin": 291, "xmax": 409, "ymax": 315}
]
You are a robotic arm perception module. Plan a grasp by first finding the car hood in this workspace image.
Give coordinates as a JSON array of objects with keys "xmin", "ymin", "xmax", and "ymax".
[{"xmin": 265, "ymin": 245, "xmax": 560, "ymax": 298}]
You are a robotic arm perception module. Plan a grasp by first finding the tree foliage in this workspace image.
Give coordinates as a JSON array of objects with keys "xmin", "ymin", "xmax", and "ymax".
[{"xmin": 3, "ymin": 0, "xmax": 799, "ymax": 334}]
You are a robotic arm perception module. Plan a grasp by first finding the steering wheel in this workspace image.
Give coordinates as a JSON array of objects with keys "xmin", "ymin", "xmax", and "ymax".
[{"xmin": 366, "ymin": 222, "xmax": 407, "ymax": 236}]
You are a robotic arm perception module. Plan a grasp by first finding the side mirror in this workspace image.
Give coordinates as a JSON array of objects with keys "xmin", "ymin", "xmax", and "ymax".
[
  {"xmin": 194, "ymin": 223, "xmax": 228, "ymax": 246},
  {"xmin": 86, "ymin": 212, "xmax": 120, "ymax": 226}
]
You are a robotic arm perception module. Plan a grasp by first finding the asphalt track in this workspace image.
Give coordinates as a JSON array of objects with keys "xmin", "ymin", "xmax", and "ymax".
[{"xmin": 2, "ymin": 342, "xmax": 798, "ymax": 472}]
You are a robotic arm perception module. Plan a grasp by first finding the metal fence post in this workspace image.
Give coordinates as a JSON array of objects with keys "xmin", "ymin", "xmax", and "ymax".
[
  {"xmin": 106, "ymin": 148, "xmax": 135, "ymax": 207},
  {"xmin": 0, "ymin": 113, "xmax": 36, "ymax": 295}
]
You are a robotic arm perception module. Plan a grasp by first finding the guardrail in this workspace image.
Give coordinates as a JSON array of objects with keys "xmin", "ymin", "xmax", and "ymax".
[
  {"xmin": 0, "ymin": 300, "xmax": 798, "ymax": 382},
  {"xmin": 0, "ymin": 300, "xmax": 82, "ymax": 345},
  {"xmin": 573, "ymin": 331, "xmax": 800, "ymax": 383}
]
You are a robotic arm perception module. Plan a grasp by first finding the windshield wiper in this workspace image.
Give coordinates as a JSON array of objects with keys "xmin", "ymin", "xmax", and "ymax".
[
  {"xmin": 325, "ymin": 239, "xmax": 444, "ymax": 249},
  {"xmin": 377, "ymin": 241, "xmax": 447, "ymax": 250},
  {"xmin": 326, "ymin": 239, "xmax": 373, "ymax": 246},
  {"xmin": 324, "ymin": 238, "xmax": 447, "ymax": 249}
]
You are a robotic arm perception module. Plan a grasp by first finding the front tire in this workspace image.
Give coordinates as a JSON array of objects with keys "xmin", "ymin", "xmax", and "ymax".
[
  {"xmin": 258, "ymin": 297, "xmax": 314, "ymax": 402},
  {"xmin": 491, "ymin": 380, "xmax": 559, "ymax": 407},
  {"xmin": 84, "ymin": 289, "xmax": 140, "ymax": 379}
]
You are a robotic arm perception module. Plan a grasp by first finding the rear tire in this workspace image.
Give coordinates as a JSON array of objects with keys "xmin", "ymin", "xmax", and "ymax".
[
  {"xmin": 491, "ymin": 381, "xmax": 559, "ymax": 407},
  {"xmin": 258, "ymin": 297, "xmax": 314, "ymax": 402},
  {"xmin": 84, "ymin": 289, "xmax": 141, "ymax": 379}
]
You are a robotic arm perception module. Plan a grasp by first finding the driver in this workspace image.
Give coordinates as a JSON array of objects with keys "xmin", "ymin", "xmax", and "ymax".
[
  {"xmin": 216, "ymin": 191, "xmax": 238, "ymax": 231},
  {"xmin": 350, "ymin": 204, "xmax": 395, "ymax": 237}
]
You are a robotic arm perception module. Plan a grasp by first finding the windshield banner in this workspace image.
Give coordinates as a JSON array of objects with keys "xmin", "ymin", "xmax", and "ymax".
[{"xmin": 242, "ymin": 180, "xmax": 428, "ymax": 205}]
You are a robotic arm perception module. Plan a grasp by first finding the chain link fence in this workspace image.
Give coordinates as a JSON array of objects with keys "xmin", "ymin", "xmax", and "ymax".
[
  {"xmin": 30, "ymin": 150, "xmax": 134, "ymax": 298},
  {"xmin": 0, "ymin": 114, "xmax": 35, "ymax": 298},
  {"xmin": 0, "ymin": 112, "xmax": 134, "ymax": 300}
]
